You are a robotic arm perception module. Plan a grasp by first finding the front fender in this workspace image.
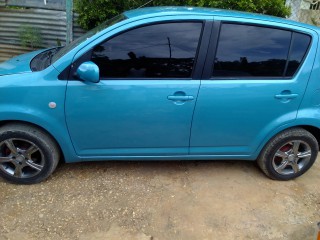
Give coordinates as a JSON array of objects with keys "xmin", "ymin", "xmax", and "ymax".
[
  {"xmin": 0, "ymin": 107, "xmax": 77, "ymax": 162},
  {"xmin": 0, "ymin": 67, "xmax": 79, "ymax": 162}
]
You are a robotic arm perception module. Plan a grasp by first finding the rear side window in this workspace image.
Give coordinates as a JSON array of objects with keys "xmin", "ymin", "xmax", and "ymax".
[
  {"xmin": 212, "ymin": 23, "xmax": 311, "ymax": 78},
  {"xmin": 91, "ymin": 22, "xmax": 203, "ymax": 79}
]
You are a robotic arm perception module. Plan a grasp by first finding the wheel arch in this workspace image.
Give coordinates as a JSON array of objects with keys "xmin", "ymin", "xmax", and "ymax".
[
  {"xmin": 298, "ymin": 125, "xmax": 320, "ymax": 147},
  {"xmin": 255, "ymin": 124, "xmax": 320, "ymax": 159},
  {"xmin": 272, "ymin": 125, "xmax": 320, "ymax": 148},
  {"xmin": 0, "ymin": 120, "xmax": 69, "ymax": 162}
]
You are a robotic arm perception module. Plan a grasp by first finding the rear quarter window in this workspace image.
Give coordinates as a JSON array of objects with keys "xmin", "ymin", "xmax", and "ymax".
[{"xmin": 285, "ymin": 32, "xmax": 311, "ymax": 77}]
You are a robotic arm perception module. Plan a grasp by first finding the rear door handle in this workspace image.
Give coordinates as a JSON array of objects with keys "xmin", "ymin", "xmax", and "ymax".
[{"xmin": 274, "ymin": 93, "xmax": 298, "ymax": 99}]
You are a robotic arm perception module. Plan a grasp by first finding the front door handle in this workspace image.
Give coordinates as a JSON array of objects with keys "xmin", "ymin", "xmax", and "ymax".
[{"xmin": 167, "ymin": 95, "xmax": 194, "ymax": 101}]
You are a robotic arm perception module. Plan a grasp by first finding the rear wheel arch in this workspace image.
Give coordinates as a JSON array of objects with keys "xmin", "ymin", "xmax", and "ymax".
[
  {"xmin": 298, "ymin": 125, "xmax": 320, "ymax": 148},
  {"xmin": 257, "ymin": 127, "xmax": 319, "ymax": 180},
  {"xmin": 258, "ymin": 125, "xmax": 320, "ymax": 154}
]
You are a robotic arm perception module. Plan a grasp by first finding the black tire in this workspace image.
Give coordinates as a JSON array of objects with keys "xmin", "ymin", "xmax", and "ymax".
[
  {"xmin": 257, "ymin": 128, "xmax": 318, "ymax": 180},
  {"xmin": 0, "ymin": 123, "xmax": 60, "ymax": 184}
]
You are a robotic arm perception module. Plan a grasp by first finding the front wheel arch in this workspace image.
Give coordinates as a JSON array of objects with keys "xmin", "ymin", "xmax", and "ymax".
[{"xmin": 0, "ymin": 120, "xmax": 64, "ymax": 162}]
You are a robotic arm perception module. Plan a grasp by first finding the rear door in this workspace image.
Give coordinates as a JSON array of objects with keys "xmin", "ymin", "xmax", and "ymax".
[{"xmin": 190, "ymin": 20, "xmax": 316, "ymax": 158}]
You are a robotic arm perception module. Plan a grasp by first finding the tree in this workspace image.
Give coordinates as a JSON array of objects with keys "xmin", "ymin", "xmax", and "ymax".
[{"xmin": 75, "ymin": 0, "xmax": 291, "ymax": 30}]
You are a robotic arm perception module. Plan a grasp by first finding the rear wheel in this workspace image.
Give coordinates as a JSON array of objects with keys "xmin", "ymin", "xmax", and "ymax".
[
  {"xmin": 257, "ymin": 128, "xmax": 318, "ymax": 180},
  {"xmin": 0, "ymin": 123, "xmax": 60, "ymax": 184}
]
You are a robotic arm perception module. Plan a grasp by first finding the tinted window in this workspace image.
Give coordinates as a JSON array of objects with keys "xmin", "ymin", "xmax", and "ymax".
[
  {"xmin": 91, "ymin": 22, "xmax": 202, "ymax": 79},
  {"xmin": 213, "ymin": 24, "xmax": 292, "ymax": 78},
  {"xmin": 286, "ymin": 32, "xmax": 311, "ymax": 77},
  {"xmin": 52, "ymin": 14, "xmax": 126, "ymax": 64}
]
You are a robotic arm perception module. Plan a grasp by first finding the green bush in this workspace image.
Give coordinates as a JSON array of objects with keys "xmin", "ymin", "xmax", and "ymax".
[
  {"xmin": 195, "ymin": 0, "xmax": 291, "ymax": 17},
  {"xmin": 74, "ymin": 0, "xmax": 134, "ymax": 30},
  {"xmin": 75, "ymin": 0, "xmax": 291, "ymax": 30},
  {"xmin": 18, "ymin": 25, "xmax": 43, "ymax": 49}
]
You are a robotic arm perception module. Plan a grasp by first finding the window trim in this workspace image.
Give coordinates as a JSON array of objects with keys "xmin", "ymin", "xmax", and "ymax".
[
  {"xmin": 283, "ymin": 31, "xmax": 294, "ymax": 77},
  {"xmin": 203, "ymin": 21, "xmax": 313, "ymax": 81},
  {"xmin": 68, "ymin": 20, "xmax": 209, "ymax": 81}
]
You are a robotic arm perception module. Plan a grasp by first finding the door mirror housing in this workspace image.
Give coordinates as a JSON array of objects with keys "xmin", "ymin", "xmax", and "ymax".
[{"xmin": 76, "ymin": 61, "xmax": 100, "ymax": 83}]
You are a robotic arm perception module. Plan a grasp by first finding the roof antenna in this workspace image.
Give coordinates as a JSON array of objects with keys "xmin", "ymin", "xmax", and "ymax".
[{"xmin": 137, "ymin": 0, "xmax": 155, "ymax": 9}]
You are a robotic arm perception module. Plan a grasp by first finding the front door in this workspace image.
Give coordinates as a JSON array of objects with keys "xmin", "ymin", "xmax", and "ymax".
[{"xmin": 65, "ymin": 21, "xmax": 204, "ymax": 157}]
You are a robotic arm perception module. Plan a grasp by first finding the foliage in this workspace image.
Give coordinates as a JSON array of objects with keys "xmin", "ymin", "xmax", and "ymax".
[
  {"xmin": 5, "ymin": 5, "xmax": 25, "ymax": 9},
  {"xmin": 311, "ymin": 17, "xmax": 320, "ymax": 26},
  {"xmin": 74, "ymin": 0, "xmax": 134, "ymax": 30},
  {"xmin": 18, "ymin": 25, "xmax": 43, "ymax": 49},
  {"xmin": 195, "ymin": 0, "xmax": 291, "ymax": 17},
  {"xmin": 74, "ymin": 0, "xmax": 291, "ymax": 30},
  {"xmin": 56, "ymin": 38, "xmax": 62, "ymax": 47}
]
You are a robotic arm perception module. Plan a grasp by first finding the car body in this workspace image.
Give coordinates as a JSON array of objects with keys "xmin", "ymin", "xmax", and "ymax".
[{"xmin": 0, "ymin": 7, "xmax": 319, "ymax": 184}]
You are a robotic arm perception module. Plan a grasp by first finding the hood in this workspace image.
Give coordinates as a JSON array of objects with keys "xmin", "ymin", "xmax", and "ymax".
[{"xmin": 0, "ymin": 49, "xmax": 45, "ymax": 76}]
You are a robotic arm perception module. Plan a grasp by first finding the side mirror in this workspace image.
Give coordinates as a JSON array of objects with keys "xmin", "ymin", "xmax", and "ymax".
[{"xmin": 76, "ymin": 61, "xmax": 100, "ymax": 83}]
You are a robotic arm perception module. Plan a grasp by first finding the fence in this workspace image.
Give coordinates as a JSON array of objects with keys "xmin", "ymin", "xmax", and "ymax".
[
  {"xmin": 0, "ymin": 0, "xmax": 85, "ymax": 62},
  {"xmin": 286, "ymin": 0, "xmax": 320, "ymax": 26}
]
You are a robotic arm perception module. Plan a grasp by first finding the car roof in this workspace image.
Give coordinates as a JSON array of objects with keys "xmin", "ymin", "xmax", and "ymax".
[{"xmin": 124, "ymin": 6, "xmax": 320, "ymax": 31}]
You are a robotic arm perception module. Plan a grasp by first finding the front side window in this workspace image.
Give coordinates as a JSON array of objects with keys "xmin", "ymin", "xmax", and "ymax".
[
  {"xmin": 213, "ymin": 23, "xmax": 292, "ymax": 78},
  {"xmin": 91, "ymin": 22, "xmax": 203, "ymax": 79}
]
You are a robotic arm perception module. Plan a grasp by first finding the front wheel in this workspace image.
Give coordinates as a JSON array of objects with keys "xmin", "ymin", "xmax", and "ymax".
[
  {"xmin": 257, "ymin": 128, "xmax": 318, "ymax": 180},
  {"xmin": 0, "ymin": 123, "xmax": 60, "ymax": 184}
]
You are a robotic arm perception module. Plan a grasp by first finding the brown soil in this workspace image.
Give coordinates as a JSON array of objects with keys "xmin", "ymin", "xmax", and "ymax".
[{"xmin": 0, "ymin": 157, "xmax": 319, "ymax": 240}]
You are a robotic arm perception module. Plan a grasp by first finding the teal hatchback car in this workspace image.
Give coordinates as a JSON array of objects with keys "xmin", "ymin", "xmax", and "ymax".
[{"xmin": 0, "ymin": 7, "xmax": 320, "ymax": 184}]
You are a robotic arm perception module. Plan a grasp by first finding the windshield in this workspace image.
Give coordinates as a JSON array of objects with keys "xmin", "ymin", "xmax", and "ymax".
[{"xmin": 51, "ymin": 14, "xmax": 127, "ymax": 63}]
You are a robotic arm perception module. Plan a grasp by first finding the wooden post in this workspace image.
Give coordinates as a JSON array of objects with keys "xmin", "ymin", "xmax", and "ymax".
[{"xmin": 66, "ymin": 0, "xmax": 73, "ymax": 43}]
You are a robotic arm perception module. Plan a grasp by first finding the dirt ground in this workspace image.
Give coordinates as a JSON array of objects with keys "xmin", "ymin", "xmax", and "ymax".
[{"xmin": 0, "ymin": 156, "xmax": 319, "ymax": 240}]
